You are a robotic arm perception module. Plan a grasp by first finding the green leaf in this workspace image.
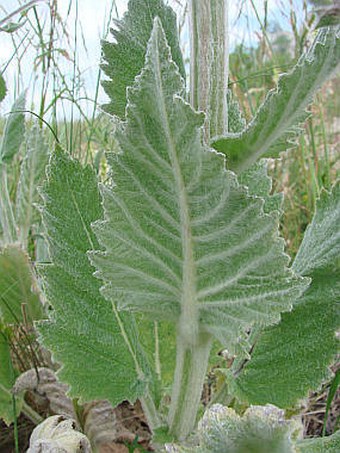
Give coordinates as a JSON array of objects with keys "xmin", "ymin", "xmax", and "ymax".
[
  {"xmin": 212, "ymin": 27, "xmax": 340, "ymax": 173},
  {"xmin": 293, "ymin": 183, "xmax": 340, "ymax": 276},
  {"xmin": 0, "ymin": 74, "xmax": 6, "ymax": 103},
  {"xmin": 0, "ymin": 245, "xmax": 42, "ymax": 323},
  {"xmin": 101, "ymin": 0, "xmax": 185, "ymax": 119},
  {"xmin": 227, "ymin": 90, "xmax": 246, "ymax": 134},
  {"xmin": 15, "ymin": 125, "xmax": 50, "ymax": 244},
  {"xmin": 38, "ymin": 148, "xmax": 151, "ymax": 406},
  {"xmin": 170, "ymin": 404, "xmax": 302, "ymax": 453},
  {"xmin": 235, "ymin": 184, "xmax": 340, "ymax": 407},
  {"xmin": 238, "ymin": 159, "xmax": 283, "ymax": 214},
  {"xmin": 296, "ymin": 430, "xmax": 340, "ymax": 453},
  {"xmin": 91, "ymin": 19, "xmax": 307, "ymax": 355},
  {"xmin": 0, "ymin": 331, "xmax": 21, "ymax": 425},
  {"xmin": 0, "ymin": 92, "xmax": 26, "ymax": 163}
]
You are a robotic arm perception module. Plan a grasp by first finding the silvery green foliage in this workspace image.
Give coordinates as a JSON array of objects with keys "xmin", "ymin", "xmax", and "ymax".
[
  {"xmin": 238, "ymin": 159, "xmax": 283, "ymax": 214},
  {"xmin": 234, "ymin": 183, "xmax": 339, "ymax": 408},
  {"xmin": 226, "ymin": 90, "xmax": 246, "ymax": 134},
  {"xmin": 167, "ymin": 404, "xmax": 302, "ymax": 453},
  {"xmin": 212, "ymin": 27, "xmax": 340, "ymax": 173},
  {"xmin": 101, "ymin": 0, "xmax": 185, "ymax": 119},
  {"xmin": 91, "ymin": 19, "xmax": 307, "ymax": 354}
]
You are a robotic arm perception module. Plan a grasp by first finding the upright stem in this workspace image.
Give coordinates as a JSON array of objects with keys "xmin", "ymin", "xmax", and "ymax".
[
  {"xmin": 189, "ymin": 0, "xmax": 229, "ymax": 139},
  {"xmin": 168, "ymin": 331, "xmax": 212, "ymax": 440}
]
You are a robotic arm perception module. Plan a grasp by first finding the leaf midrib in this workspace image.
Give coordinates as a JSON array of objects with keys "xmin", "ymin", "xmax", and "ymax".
[{"xmin": 153, "ymin": 38, "xmax": 198, "ymax": 345}]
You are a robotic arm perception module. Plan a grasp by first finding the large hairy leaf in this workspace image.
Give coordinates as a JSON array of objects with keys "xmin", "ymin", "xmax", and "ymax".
[
  {"xmin": 101, "ymin": 0, "xmax": 185, "ymax": 118},
  {"xmin": 0, "ymin": 245, "xmax": 42, "ymax": 323},
  {"xmin": 91, "ymin": 19, "xmax": 307, "ymax": 354},
  {"xmin": 15, "ymin": 125, "xmax": 50, "ymax": 244},
  {"xmin": 235, "ymin": 184, "xmax": 340, "ymax": 407},
  {"xmin": 212, "ymin": 27, "xmax": 340, "ymax": 173},
  {"xmin": 38, "ymin": 149, "xmax": 151, "ymax": 406},
  {"xmin": 0, "ymin": 92, "xmax": 26, "ymax": 163}
]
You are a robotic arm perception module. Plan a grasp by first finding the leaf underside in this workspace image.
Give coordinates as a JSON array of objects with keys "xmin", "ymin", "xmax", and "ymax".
[
  {"xmin": 38, "ymin": 149, "xmax": 150, "ymax": 406},
  {"xmin": 91, "ymin": 19, "xmax": 307, "ymax": 354},
  {"xmin": 101, "ymin": 0, "xmax": 185, "ymax": 119},
  {"xmin": 212, "ymin": 27, "xmax": 340, "ymax": 173},
  {"xmin": 235, "ymin": 183, "xmax": 340, "ymax": 407}
]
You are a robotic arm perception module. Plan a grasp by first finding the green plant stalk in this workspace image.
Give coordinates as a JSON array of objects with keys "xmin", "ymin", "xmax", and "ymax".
[
  {"xmin": 0, "ymin": 165, "xmax": 17, "ymax": 243},
  {"xmin": 140, "ymin": 392, "xmax": 162, "ymax": 433},
  {"xmin": 168, "ymin": 330, "xmax": 212, "ymax": 440},
  {"xmin": 189, "ymin": 0, "xmax": 229, "ymax": 139}
]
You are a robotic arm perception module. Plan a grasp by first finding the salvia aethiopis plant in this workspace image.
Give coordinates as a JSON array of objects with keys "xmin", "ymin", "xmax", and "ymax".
[{"xmin": 35, "ymin": 0, "xmax": 340, "ymax": 447}]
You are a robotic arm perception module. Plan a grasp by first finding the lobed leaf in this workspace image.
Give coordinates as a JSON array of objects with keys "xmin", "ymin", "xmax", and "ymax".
[
  {"xmin": 91, "ymin": 19, "xmax": 307, "ymax": 355},
  {"xmin": 235, "ymin": 183, "xmax": 340, "ymax": 407},
  {"xmin": 101, "ymin": 0, "xmax": 185, "ymax": 119},
  {"xmin": 212, "ymin": 27, "xmax": 340, "ymax": 173},
  {"xmin": 38, "ymin": 149, "xmax": 151, "ymax": 406}
]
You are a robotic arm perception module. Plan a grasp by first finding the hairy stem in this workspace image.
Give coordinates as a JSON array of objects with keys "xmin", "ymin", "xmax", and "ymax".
[
  {"xmin": 140, "ymin": 392, "xmax": 162, "ymax": 432},
  {"xmin": 168, "ymin": 331, "xmax": 212, "ymax": 440},
  {"xmin": 189, "ymin": 0, "xmax": 229, "ymax": 139}
]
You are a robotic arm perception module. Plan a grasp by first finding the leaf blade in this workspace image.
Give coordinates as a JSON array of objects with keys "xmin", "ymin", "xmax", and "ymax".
[
  {"xmin": 38, "ymin": 149, "xmax": 151, "ymax": 406},
  {"xmin": 235, "ymin": 183, "xmax": 340, "ymax": 407},
  {"xmin": 101, "ymin": 0, "xmax": 185, "ymax": 119},
  {"xmin": 92, "ymin": 19, "xmax": 308, "ymax": 355},
  {"xmin": 212, "ymin": 27, "xmax": 340, "ymax": 173}
]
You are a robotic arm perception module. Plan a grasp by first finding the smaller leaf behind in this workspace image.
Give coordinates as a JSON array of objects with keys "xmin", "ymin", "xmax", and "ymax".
[
  {"xmin": 212, "ymin": 27, "xmax": 340, "ymax": 173},
  {"xmin": 101, "ymin": 0, "xmax": 185, "ymax": 118},
  {"xmin": 234, "ymin": 183, "xmax": 340, "ymax": 408},
  {"xmin": 38, "ymin": 148, "xmax": 151, "ymax": 407}
]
